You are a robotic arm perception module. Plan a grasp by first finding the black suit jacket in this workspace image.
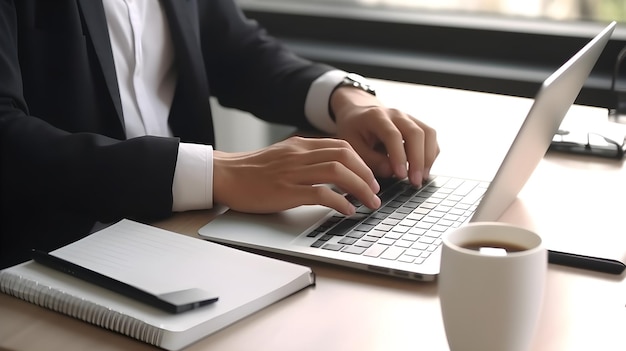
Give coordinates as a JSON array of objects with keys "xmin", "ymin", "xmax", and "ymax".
[{"xmin": 0, "ymin": 0, "xmax": 332, "ymax": 268}]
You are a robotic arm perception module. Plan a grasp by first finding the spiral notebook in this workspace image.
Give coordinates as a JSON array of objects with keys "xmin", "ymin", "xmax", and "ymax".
[{"xmin": 0, "ymin": 219, "xmax": 315, "ymax": 351}]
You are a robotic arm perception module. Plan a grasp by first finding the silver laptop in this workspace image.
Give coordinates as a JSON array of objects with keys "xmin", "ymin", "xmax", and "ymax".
[{"xmin": 199, "ymin": 22, "xmax": 616, "ymax": 281}]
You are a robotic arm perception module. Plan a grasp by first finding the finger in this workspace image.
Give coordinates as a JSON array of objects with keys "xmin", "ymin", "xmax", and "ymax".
[
  {"xmin": 251, "ymin": 183, "xmax": 356, "ymax": 216},
  {"xmin": 296, "ymin": 147, "xmax": 380, "ymax": 193},
  {"xmin": 298, "ymin": 184, "xmax": 357, "ymax": 216},
  {"xmin": 289, "ymin": 135, "xmax": 358, "ymax": 153},
  {"xmin": 365, "ymin": 110, "xmax": 408, "ymax": 180},
  {"xmin": 289, "ymin": 162, "xmax": 381, "ymax": 210},
  {"xmin": 392, "ymin": 115, "xmax": 427, "ymax": 186},
  {"xmin": 414, "ymin": 120, "xmax": 440, "ymax": 179},
  {"xmin": 350, "ymin": 139, "xmax": 394, "ymax": 178}
]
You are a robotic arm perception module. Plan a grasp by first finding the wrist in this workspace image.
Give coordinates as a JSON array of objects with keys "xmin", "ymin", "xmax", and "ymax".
[
  {"xmin": 330, "ymin": 86, "xmax": 380, "ymax": 124},
  {"xmin": 329, "ymin": 73, "xmax": 377, "ymax": 122}
]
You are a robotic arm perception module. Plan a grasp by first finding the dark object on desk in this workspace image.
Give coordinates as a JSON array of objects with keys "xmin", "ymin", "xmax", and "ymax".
[
  {"xmin": 609, "ymin": 45, "xmax": 626, "ymax": 119},
  {"xmin": 548, "ymin": 250, "xmax": 626, "ymax": 275},
  {"xmin": 549, "ymin": 129, "xmax": 626, "ymax": 159},
  {"xmin": 31, "ymin": 249, "xmax": 219, "ymax": 314}
]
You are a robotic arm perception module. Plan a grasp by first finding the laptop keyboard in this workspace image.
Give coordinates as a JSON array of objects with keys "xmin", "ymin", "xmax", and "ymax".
[{"xmin": 306, "ymin": 176, "xmax": 488, "ymax": 264}]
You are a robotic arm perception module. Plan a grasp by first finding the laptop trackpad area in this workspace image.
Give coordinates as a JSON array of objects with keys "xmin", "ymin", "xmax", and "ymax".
[{"xmin": 198, "ymin": 205, "xmax": 333, "ymax": 247}]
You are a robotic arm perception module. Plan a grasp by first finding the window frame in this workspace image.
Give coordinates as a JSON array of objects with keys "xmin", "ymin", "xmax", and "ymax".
[{"xmin": 239, "ymin": 0, "xmax": 626, "ymax": 110}]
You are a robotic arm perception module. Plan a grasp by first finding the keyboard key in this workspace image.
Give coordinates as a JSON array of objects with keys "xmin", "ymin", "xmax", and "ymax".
[
  {"xmin": 346, "ymin": 231, "xmax": 366, "ymax": 239},
  {"xmin": 322, "ymin": 243, "xmax": 344, "ymax": 251},
  {"xmin": 342, "ymin": 246, "xmax": 367, "ymax": 255},
  {"xmin": 424, "ymin": 231, "xmax": 443, "ymax": 238},
  {"xmin": 427, "ymin": 211, "xmax": 445, "ymax": 218},
  {"xmin": 431, "ymin": 225, "xmax": 450, "ymax": 232},
  {"xmin": 408, "ymin": 227, "xmax": 426, "ymax": 236},
  {"xmin": 389, "ymin": 212, "xmax": 407, "ymax": 219},
  {"xmin": 406, "ymin": 213, "xmax": 424, "ymax": 221},
  {"xmin": 362, "ymin": 235, "xmax": 380, "ymax": 242},
  {"xmin": 355, "ymin": 240, "xmax": 374, "ymax": 248},
  {"xmin": 437, "ymin": 219, "xmax": 454, "ymax": 227},
  {"xmin": 363, "ymin": 244, "xmax": 388, "ymax": 258},
  {"xmin": 413, "ymin": 208, "xmax": 430, "ymax": 215},
  {"xmin": 412, "ymin": 242, "xmax": 429, "ymax": 251},
  {"xmin": 378, "ymin": 237, "xmax": 396, "ymax": 246},
  {"xmin": 413, "ymin": 257, "xmax": 426, "ymax": 265},
  {"xmin": 381, "ymin": 246, "xmax": 405, "ymax": 260},
  {"xmin": 420, "ymin": 202, "xmax": 437, "ymax": 209},
  {"xmin": 306, "ymin": 230, "xmax": 323, "ymax": 238},
  {"xmin": 415, "ymin": 222, "xmax": 433, "ymax": 230},
  {"xmin": 361, "ymin": 216, "xmax": 380, "ymax": 224},
  {"xmin": 405, "ymin": 248, "xmax": 425, "ymax": 257},
  {"xmin": 399, "ymin": 219, "xmax": 417, "ymax": 227},
  {"xmin": 401, "ymin": 233, "xmax": 420, "ymax": 242},
  {"xmin": 397, "ymin": 255, "xmax": 415, "ymax": 263},
  {"xmin": 422, "ymin": 216, "xmax": 439, "ymax": 223},
  {"xmin": 418, "ymin": 236, "xmax": 436, "ymax": 244},
  {"xmin": 382, "ymin": 218, "xmax": 400, "ymax": 226},
  {"xmin": 375, "ymin": 224, "xmax": 393, "ymax": 232},
  {"xmin": 443, "ymin": 214, "xmax": 460, "ymax": 221},
  {"xmin": 385, "ymin": 231, "xmax": 404, "ymax": 240},
  {"xmin": 355, "ymin": 223, "xmax": 375, "ymax": 232},
  {"xmin": 391, "ymin": 225, "xmax": 409, "ymax": 234},
  {"xmin": 338, "ymin": 237, "xmax": 358, "ymax": 245},
  {"xmin": 311, "ymin": 240, "xmax": 325, "ymax": 248},
  {"xmin": 367, "ymin": 230, "xmax": 386, "ymax": 238},
  {"xmin": 394, "ymin": 240, "xmax": 413, "ymax": 248},
  {"xmin": 328, "ymin": 218, "xmax": 360, "ymax": 235},
  {"xmin": 427, "ymin": 244, "xmax": 440, "ymax": 252}
]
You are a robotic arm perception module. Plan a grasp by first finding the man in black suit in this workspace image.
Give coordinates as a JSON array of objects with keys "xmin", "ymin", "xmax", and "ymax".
[{"xmin": 0, "ymin": 0, "xmax": 439, "ymax": 268}]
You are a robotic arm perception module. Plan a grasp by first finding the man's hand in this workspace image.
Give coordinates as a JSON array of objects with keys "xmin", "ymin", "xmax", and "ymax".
[
  {"xmin": 330, "ymin": 87, "xmax": 440, "ymax": 187},
  {"xmin": 213, "ymin": 136, "xmax": 381, "ymax": 216}
]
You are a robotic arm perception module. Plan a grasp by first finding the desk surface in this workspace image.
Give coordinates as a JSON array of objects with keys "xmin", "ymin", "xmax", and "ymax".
[{"xmin": 1, "ymin": 81, "xmax": 625, "ymax": 351}]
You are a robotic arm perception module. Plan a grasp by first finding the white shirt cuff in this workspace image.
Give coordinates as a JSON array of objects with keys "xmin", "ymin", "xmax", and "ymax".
[
  {"xmin": 172, "ymin": 142, "xmax": 213, "ymax": 212},
  {"xmin": 304, "ymin": 69, "xmax": 347, "ymax": 134}
]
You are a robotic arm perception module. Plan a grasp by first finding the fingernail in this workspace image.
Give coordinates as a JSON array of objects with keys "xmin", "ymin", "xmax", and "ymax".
[
  {"xmin": 394, "ymin": 164, "xmax": 408, "ymax": 179},
  {"xmin": 371, "ymin": 179, "xmax": 381, "ymax": 193},
  {"xmin": 371, "ymin": 195, "xmax": 381, "ymax": 209},
  {"xmin": 411, "ymin": 171, "xmax": 423, "ymax": 187},
  {"xmin": 345, "ymin": 205, "xmax": 356, "ymax": 216}
]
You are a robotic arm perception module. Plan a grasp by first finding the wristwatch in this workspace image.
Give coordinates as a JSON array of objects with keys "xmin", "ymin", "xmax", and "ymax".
[
  {"xmin": 337, "ymin": 73, "xmax": 376, "ymax": 96},
  {"xmin": 329, "ymin": 73, "xmax": 376, "ymax": 121}
]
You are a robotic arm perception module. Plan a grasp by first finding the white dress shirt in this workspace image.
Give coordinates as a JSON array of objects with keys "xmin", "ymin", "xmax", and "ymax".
[{"xmin": 102, "ymin": 0, "xmax": 345, "ymax": 211}]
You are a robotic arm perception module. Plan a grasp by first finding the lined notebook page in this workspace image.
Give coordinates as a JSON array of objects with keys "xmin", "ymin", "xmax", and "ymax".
[
  {"xmin": 52, "ymin": 219, "xmax": 211, "ymax": 294},
  {"xmin": 51, "ymin": 219, "xmax": 311, "ymax": 298}
]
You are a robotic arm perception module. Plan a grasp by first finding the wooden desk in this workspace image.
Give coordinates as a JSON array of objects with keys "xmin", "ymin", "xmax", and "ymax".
[{"xmin": 1, "ymin": 81, "xmax": 625, "ymax": 351}]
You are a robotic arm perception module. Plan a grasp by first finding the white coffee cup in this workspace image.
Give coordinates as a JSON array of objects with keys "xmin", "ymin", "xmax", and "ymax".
[{"xmin": 439, "ymin": 222, "xmax": 547, "ymax": 351}]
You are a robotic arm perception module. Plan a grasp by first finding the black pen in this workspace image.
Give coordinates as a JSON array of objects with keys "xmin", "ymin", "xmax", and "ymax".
[{"xmin": 31, "ymin": 249, "xmax": 218, "ymax": 313}]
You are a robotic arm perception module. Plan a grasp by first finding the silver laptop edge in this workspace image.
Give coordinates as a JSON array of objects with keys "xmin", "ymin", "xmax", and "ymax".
[
  {"xmin": 198, "ymin": 22, "xmax": 616, "ymax": 282},
  {"xmin": 472, "ymin": 21, "xmax": 616, "ymax": 222}
]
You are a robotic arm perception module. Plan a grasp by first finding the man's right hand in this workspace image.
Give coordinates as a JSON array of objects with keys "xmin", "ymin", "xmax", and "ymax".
[{"xmin": 212, "ymin": 136, "xmax": 381, "ymax": 216}]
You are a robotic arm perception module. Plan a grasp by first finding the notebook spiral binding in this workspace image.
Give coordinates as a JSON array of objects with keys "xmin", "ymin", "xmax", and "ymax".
[{"xmin": 0, "ymin": 271, "xmax": 164, "ymax": 346}]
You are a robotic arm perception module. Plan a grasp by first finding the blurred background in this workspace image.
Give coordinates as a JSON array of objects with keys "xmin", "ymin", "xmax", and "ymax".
[
  {"xmin": 214, "ymin": 0, "xmax": 626, "ymax": 151},
  {"xmin": 258, "ymin": 0, "xmax": 626, "ymax": 22},
  {"xmin": 234, "ymin": 0, "xmax": 626, "ymax": 108}
]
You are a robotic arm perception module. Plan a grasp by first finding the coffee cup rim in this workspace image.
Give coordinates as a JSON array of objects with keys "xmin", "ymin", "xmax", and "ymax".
[{"xmin": 443, "ymin": 222, "xmax": 544, "ymax": 257}]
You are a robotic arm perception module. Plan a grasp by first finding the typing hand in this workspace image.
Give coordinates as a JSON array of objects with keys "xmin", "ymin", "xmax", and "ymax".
[
  {"xmin": 212, "ymin": 136, "xmax": 381, "ymax": 216},
  {"xmin": 330, "ymin": 88, "xmax": 440, "ymax": 187}
]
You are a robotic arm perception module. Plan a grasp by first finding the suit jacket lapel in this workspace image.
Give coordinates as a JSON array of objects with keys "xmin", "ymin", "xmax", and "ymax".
[
  {"xmin": 76, "ymin": 0, "xmax": 124, "ymax": 130},
  {"xmin": 161, "ymin": 0, "xmax": 215, "ymax": 144}
]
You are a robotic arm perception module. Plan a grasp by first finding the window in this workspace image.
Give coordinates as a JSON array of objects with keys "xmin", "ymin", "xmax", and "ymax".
[{"xmin": 238, "ymin": 0, "xmax": 626, "ymax": 109}]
